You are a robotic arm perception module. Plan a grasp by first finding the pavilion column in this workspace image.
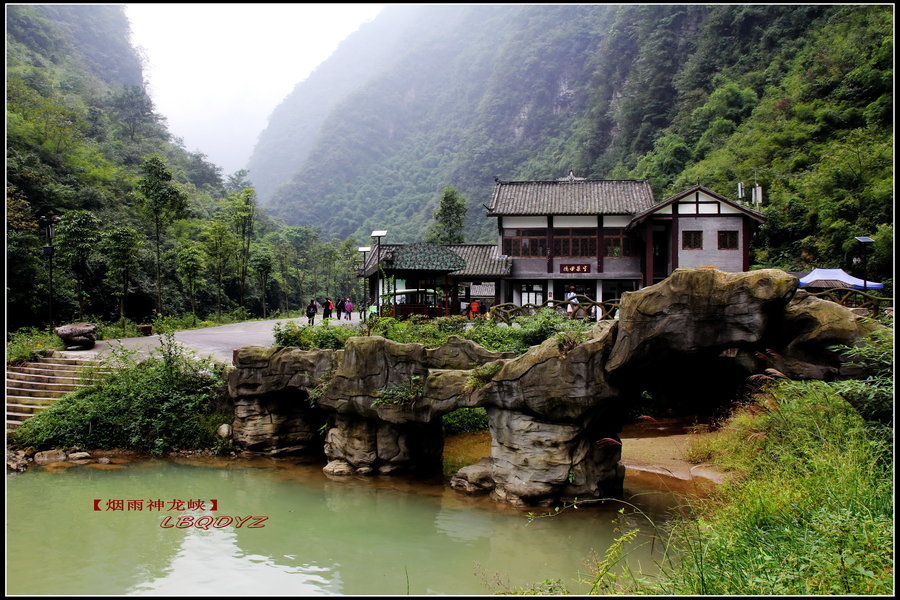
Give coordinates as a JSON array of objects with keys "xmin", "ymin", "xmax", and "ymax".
[{"xmin": 644, "ymin": 220, "xmax": 653, "ymax": 287}]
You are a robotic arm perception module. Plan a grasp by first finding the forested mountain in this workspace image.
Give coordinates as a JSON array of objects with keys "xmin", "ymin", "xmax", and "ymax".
[
  {"xmin": 5, "ymin": 5, "xmax": 893, "ymax": 333},
  {"xmin": 249, "ymin": 4, "xmax": 892, "ymax": 278},
  {"xmin": 6, "ymin": 5, "xmax": 364, "ymax": 331}
]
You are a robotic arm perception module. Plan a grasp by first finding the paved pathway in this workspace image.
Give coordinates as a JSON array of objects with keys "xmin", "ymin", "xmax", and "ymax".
[{"xmin": 56, "ymin": 313, "xmax": 366, "ymax": 365}]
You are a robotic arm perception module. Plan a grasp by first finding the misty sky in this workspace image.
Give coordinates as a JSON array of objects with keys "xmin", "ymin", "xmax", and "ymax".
[{"xmin": 125, "ymin": 4, "xmax": 384, "ymax": 176}]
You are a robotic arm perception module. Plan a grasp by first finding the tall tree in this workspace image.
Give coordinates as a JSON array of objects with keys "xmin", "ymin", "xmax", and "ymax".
[
  {"xmin": 424, "ymin": 187, "xmax": 467, "ymax": 244},
  {"xmin": 100, "ymin": 225, "xmax": 142, "ymax": 330},
  {"xmin": 110, "ymin": 84, "xmax": 157, "ymax": 141},
  {"xmin": 226, "ymin": 169, "xmax": 253, "ymax": 193},
  {"xmin": 137, "ymin": 153, "xmax": 189, "ymax": 315},
  {"xmin": 225, "ymin": 188, "xmax": 257, "ymax": 309},
  {"xmin": 55, "ymin": 209, "xmax": 101, "ymax": 319},
  {"xmin": 201, "ymin": 220, "xmax": 238, "ymax": 319},
  {"xmin": 176, "ymin": 242, "xmax": 205, "ymax": 326},
  {"xmin": 250, "ymin": 243, "xmax": 275, "ymax": 319}
]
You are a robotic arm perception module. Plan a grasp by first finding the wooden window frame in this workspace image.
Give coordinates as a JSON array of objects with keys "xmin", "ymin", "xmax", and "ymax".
[
  {"xmin": 682, "ymin": 230, "xmax": 703, "ymax": 250},
  {"xmin": 502, "ymin": 228, "xmax": 547, "ymax": 257},
  {"xmin": 602, "ymin": 228, "xmax": 637, "ymax": 257},
  {"xmin": 717, "ymin": 230, "xmax": 739, "ymax": 250},
  {"xmin": 553, "ymin": 227, "xmax": 597, "ymax": 257}
]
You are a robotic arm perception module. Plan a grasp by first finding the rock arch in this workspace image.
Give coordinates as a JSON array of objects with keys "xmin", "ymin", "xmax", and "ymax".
[{"xmin": 227, "ymin": 269, "xmax": 877, "ymax": 506}]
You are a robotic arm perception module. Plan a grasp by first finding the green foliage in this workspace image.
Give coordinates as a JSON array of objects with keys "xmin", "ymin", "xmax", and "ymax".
[
  {"xmin": 651, "ymin": 379, "xmax": 893, "ymax": 595},
  {"xmin": 272, "ymin": 320, "xmax": 356, "ymax": 350},
  {"xmin": 442, "ymin": 407, "xmax": 489, "ymax": 435},
  {"xmin": 827, "ymin": 319, "xmax": 894, "ymax": 424},
  {"xmin": 464, "ymin": 360, "xmax": 504, "ymax": 393},
  {"xmin": 424, "ymin": 187, "xmax": 467, "ymax": 244},
  {"xmin": 372, "ymin": 375, "xmax": 424, "ymax": 407},
  {"xmin": 10, "ymin": 334, "xmax": 231, "ymax": 454},
  {"xmin": 6, "ymin": 327, "xmax": 64, "ymax": 364}
]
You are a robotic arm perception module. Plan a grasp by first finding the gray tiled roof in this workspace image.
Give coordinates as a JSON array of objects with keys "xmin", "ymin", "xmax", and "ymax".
[
  {"xmin": 384, "ymin": 243, "xmax": 467, "ymax": 271},
  {"xmin": 362, "ymin": 243, "xmax": 509, "ymax": 278},
  {"xmin": 487, "ymin": 179, "xmax": 656, "ymax": 216},
  {"xmin": 446, "ymin": 244, "xmax": 511, "ymax": 277}
]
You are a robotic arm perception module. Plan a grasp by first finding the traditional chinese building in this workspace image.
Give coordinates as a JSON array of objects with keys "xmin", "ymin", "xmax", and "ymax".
[
  {"xmin": 487, "ymin": 174, "xmax": 766, "ymax": 304},
  {"xmin": 361, "ymin": 173, "xmax": 766, "ymax": 314}
]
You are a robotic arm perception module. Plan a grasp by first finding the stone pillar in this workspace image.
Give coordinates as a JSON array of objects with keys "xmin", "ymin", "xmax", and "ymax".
[{"xmin": 323, "ymin": 415, "xmax": 443, "ymax": 476}]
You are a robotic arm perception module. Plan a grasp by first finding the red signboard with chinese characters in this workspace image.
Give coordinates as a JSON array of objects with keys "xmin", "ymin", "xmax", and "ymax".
[{"xmin": 559, "ymin": 264, "xmax": 591, "ymax": 274}]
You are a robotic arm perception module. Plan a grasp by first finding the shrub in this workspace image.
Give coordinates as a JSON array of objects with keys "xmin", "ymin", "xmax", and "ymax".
[
  {"xmin": 10, "ymin": 334, "xmax": 231, "ymax": 454},
  {"xmin": 372, "ymin": 375, "xmax": 424, "ymax": 407},
  {"xmin": 272, "ymin": 320, "xmax": 356, "ymax": 349},
  {"xmin": 6, "ymin": 327, "xmax": 63, "ymax": 364},
  {"xmin": 828, "ymin": 319, "xmax": 893, "ymax": 424},
  {"xmin": 442, "ymin": 407, "xmax": 489, "ymax": 434}
]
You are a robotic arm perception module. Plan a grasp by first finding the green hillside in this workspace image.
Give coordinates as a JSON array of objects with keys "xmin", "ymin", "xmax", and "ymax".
[
  {"xmin": 249, "ymin": 4, "xmax": 892, "ymax": 278},
  {"xmin": 6, "ymin": 5, "xmax": 364, "ymax": 331}
]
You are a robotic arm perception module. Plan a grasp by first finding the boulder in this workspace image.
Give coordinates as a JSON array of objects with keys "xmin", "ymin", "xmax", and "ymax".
[
  {"xmin": 425, "ymin": 335, "xmax": 517, "ymax": 369},
  {"xmin": 607, "ymin": 268, "xmax": 797, "ymax": 375},
  {"xmin": 766, "ymin": 290, "xmax": 874, "ymax": 380},
  {"xmin": 450, "ymin": 457, "xmax": 495, "ymax": 494},
  {"xmin": 34, "ymin": 449, "xmax": 67, "ymax": 464},
  {"xmin": 53, "ymin": 322, "xmax": 97, "ymax": 350}
]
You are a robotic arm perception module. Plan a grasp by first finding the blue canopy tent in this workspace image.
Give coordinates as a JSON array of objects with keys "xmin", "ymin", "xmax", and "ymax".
[{"xmin": 798, "ymin": 268, "xmax": 884, "ymax": 290}]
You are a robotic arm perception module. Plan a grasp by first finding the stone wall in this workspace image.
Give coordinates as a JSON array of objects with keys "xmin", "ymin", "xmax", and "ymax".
[{"xmin": 227, "ymin": 269, "xmax": 876, "ymax": 506}]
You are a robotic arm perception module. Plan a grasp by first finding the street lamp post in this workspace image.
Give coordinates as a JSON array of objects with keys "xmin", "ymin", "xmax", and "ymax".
[
  {"xmin": 40, "ymin": 215, "xmax": 60, "ymax": 330},
  {"xmin": 854, "ymin": 236, "xmax": 875, "ymax": 292},
  {"xmin": 358, "ymin": 246, "xmax": 371, "ymax": 317},
  {"xmin": 371, "ymin": 230, "xmax": 387, "ymax": 316}
]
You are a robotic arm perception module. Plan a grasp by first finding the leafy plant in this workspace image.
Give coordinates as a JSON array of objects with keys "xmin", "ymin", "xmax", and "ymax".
[
  {"xmin": 6, "ymin": 326, "xmax": 64, "ymax": 364},
  {"xmin": 442, "ymin": 407, "xmax": 489, "ymax": 434},
  {"xmin": 464, "ymin": 361, "xmax": 503, "ymax": 394},
  {"xmin": 371, "ymin": 375, "xmax": 424, "ymax": 407},
  {"xmin": 10, "ymin": 333, "xmax": 231, "ymax": 454}
]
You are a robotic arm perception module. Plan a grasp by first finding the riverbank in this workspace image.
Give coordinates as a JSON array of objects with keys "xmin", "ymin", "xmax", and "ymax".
[{"xmin": 11, "ymin": 421, "xmax": 724, "ymax": 497}]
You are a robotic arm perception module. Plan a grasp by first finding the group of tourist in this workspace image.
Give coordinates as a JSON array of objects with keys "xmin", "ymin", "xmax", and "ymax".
[{"xmin": 305, "ymin": 297, "xmax": 354, "ymax": 325}]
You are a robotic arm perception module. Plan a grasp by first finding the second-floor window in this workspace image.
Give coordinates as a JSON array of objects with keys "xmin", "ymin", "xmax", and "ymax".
[
  {"xmin": 603, "ymin": 228, "xmax": 636, "ymax": 257},
  {"xmin": 502, "ymin": 229, "xmax": 547, "ymax": 257},
  {"xmin": 553, "ymin": 228, "xmax": 597, "ymax": 257}
]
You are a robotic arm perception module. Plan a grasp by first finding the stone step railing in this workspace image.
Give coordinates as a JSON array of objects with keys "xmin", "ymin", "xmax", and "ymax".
[{"xmin": 6, "ymin": 355, "xmax": 106, "ymax": 432}]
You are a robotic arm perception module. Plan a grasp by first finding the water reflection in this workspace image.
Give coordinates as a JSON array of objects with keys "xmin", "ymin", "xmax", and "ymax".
[{"xmin": 8, "ymin": 456, "xmax": 683, "ymax": 595}]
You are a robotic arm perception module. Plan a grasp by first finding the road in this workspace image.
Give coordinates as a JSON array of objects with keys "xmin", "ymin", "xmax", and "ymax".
[{"xmin": 59, "ymin": 313, "xmax": 365, "ymax": 365}]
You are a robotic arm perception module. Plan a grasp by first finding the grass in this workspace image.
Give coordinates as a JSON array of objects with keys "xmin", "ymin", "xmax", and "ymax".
[{"xmin": 625, "ymin": 379, "xmax": 894, "ymax": 595}]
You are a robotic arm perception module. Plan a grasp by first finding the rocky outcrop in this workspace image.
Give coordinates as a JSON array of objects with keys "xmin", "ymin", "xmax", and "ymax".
[
  {"xmin": 226, "ymin": 269, "xmax": 876, "ymax": 506},
  {"xmin": 607, "ymin": 268, "xmax": 798, "ymax": 373},
  {"xmin": 54, "ymin": 322, "xmax": 97, "ymax": 349},
  {"xmin": 227, "ymin": 346, "xmax": 337, "ymax": 455}
]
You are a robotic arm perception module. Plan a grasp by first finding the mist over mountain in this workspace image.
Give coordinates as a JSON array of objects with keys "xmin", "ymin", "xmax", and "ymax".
[{"xmin": 245, "ymin": 3, "xmax": 892, "ymax": 265}]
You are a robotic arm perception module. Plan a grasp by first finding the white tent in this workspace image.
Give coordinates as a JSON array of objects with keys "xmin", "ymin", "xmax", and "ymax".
[{"xmin": 798, "ymin": 268, "xmax": 884, "ymax": 290}]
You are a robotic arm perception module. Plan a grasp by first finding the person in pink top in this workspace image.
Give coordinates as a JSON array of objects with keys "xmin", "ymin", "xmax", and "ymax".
[{"xmin": 344, "ymin": 298, "xmax": 353, "ymax": 320}]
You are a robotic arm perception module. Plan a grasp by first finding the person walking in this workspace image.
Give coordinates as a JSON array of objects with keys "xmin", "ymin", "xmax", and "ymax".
[
  {"xmin": 344, "ymin": 298, "xmax": 353, "ymax": 320},
  {"xmin": 335, "ymin": 296, "xmax": 344, "ymax": 320},
  {"xmin": 468, "ymin": 299, "xmax": 480, "ymax": 320},
  {"xmin": 323, "ymin": 297, "xmax": 333, "ymax": 320},
  {"xmin": 306, "ymin": 299, "xmax": 318, "ymax": 326},
  {"xmin": 565, "ymin": 286, "xmax": 577, "ymax": 316}
]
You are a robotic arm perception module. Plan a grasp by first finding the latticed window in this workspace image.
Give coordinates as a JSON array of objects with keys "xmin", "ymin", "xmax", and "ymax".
[
  {"xmin": 602, "ymin": 228, "xmax": 636, "ymax": 257},
  {"xmin": 502, "ymin": 229, "xmax": 547, "ymax": 257},
  {"xmin": 718, "ymin": 230, "xmax": 739, "ymax": 250},
  {"xmin": 553, "ymin": 228, "xmax": 597, "ymax": 257},
  {"xmin": 683, "ymin": 231, "xmax": 703, "ymax": 250}
]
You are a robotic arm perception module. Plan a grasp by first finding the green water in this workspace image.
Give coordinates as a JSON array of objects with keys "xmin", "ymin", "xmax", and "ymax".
[{"xmin": 7, "ymin": 456, "xmax": 681, "ymax": 595}]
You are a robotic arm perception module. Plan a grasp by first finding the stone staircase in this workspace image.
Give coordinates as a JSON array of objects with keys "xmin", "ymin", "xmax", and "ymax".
[{"xmin": 6, "ymin": 355, "xmax": 107, "ymax": 432}]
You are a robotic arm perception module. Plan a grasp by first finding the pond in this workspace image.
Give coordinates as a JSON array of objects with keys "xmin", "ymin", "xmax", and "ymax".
[{"xmin": 6, "ymin": 444, "xmax": 692, "ymax": 595}]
